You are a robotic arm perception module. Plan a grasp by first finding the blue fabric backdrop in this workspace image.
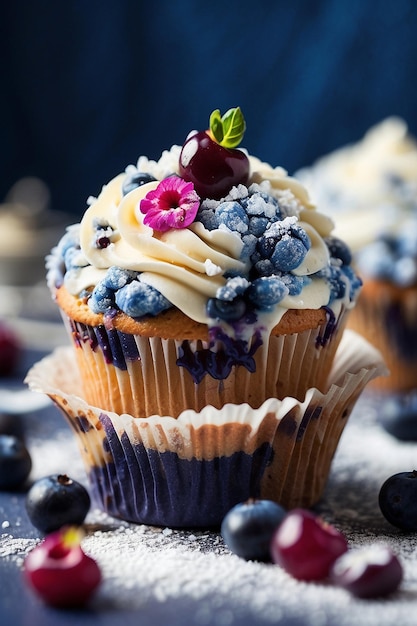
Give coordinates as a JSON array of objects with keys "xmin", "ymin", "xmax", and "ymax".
[{"xmin": 1, "ymin": 0, "xmax": 417, "ymax": 215}]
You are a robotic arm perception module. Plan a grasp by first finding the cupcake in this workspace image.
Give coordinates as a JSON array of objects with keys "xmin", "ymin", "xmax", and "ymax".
[
  {"xmin": 297, "ymin": 117, "xmax": 417, "ymax": 393},
  {"xmin": 26, "ymin": 108, "xmax": 384, "ymax": 526}
]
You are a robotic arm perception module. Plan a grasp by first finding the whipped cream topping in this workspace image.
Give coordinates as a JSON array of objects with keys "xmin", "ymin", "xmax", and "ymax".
[
  {"xmin": 296, "ymin": 117, "xmax": 417, "ymax": 253},
  {"xmin": 48, "ymin": 146, "xmax": 361, "ymax": 331}
]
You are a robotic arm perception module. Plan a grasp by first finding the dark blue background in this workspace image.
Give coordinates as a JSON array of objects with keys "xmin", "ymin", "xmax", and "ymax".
[{"xmin": 2, "ymin": 0, "xmax": 417, "ymax": 216}]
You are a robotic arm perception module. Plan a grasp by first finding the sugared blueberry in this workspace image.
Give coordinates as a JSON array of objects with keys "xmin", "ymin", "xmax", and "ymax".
[
  {"xmin": 24, "ymin": 526, "xmax": 102, "ymax": 608},
  {"xmin": 331, "ymin": 545, "xmax": 403, "ymax": 598},
  {"xmin": 270, "ymin": 508, "xmax": 348, "ymax": 581},
  {"xmin": 379, "ymin": 395, "xmax": 417, "ymax": 441},
  {"xmin": 26, "ymin": 474, "xmax": 91, "ymax": 534},
  {"xmin": 122, "ymin": 171, "xmax": 157, "ymax": 196},
  {"xmin": 221, "ymin": 499, "xmax": 287, "ymax": 562},
  {"xmin": 247, "ymin": 276, "xmax": 289, "ymax": 310},
  {"xmin": 379, "ymin": 470, "xmax": 417, "ymax": 531},
  {"xmin": 325, "ymin": 236, "xmax": 352, "ymax": 266},
  {"xmin": 215, "ymin": 201, "xmax": 249, "ymax": 233},
  {"xmin": 0, "ymin": 434, "xmax": 32, "ymax": 490},
  {"xmin": 206, "ymin": 297, "xmax": 247, "ymax": 321},
  {"xmin": 256, "ymin": 221, "xmax": 310, "ymax": 273}
]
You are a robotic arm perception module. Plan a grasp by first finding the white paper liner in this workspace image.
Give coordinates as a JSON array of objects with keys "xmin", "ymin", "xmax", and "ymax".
[
  {"xmin": 348, "ymin": 288, "xmax": 417, "ymax": 391},
  {"xmin": 63, "ymin": 310, "xmax": 348, "ymax": 418},
  {"xmin": 25, "ymin": 330, "xmax": 387, "ymax": 520}
]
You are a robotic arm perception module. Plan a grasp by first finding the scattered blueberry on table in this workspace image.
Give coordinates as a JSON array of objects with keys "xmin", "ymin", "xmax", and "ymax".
[
  {"xmin": 0, "ymin": 433, "xmax": 32, "ymax": 490},
  {"xmin": 379, "ymin": 394, "xmax": 417, "ymax": 441},
  {"xmin": 0, "ymin": 411, "xmax": 25, "ymax": 440},
  {"xmin": 221, "ymin": 499, "xmax": 287, "ymax": 562},
  {"xmin": 25, "ymin": 474, "xmax": 91, "ymax": 534},
  {"xmin": 379, "ymin": 470, "xmax": 417, "ymax": 531},
  {"xmin": 220, "ymin": 500, "xmax": 404, "ymax": 598}
]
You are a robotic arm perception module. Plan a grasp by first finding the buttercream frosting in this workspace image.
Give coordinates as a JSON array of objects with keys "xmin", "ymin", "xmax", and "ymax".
[
  {"xmin": 297, "ymin": 117, "xmax": 417, "ymax": 252},
  {"xmin": 47, "ymin": 145, "xmax": 361, "ymax": 333}
]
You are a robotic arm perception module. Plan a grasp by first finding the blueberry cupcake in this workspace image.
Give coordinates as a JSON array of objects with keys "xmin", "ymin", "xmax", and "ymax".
[
  {"xmin": 26, "ymin": 108, "xmax": 384, "ymax": 526},
  {"xmin": 348, "ymin": 218, "xmax": 417, "ymax": 392},
  {"xmin": 297, "ymin": 117, "xmax": 417, "ymax": 393}
]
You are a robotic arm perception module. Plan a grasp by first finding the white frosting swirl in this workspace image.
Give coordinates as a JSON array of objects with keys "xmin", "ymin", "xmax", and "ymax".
[
  {"xmin": 58, "ymin": 146, "xmax": 357, "ymax": 327},
  {"xmin": 297, "ymin": 117, "xmax": 417, "ymax": 251}
]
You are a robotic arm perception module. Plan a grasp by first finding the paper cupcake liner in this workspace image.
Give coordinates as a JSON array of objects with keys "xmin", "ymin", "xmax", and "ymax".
[
  {"xmin": 62, "ymin": 308, "xmax": 348, "ymax": 419},
  {"xmin": 348, "ymin": 287, "xmax": 417, "ymax": 391},
  {"xmin": 25, "ymin": 330, "xmax": 386, "ymax": 528}
]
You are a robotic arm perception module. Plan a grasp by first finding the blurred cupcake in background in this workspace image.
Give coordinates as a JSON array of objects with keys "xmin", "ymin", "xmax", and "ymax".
[{"xmin": 297, "ymin": 117, "xmax": 417, "ymax": 436}]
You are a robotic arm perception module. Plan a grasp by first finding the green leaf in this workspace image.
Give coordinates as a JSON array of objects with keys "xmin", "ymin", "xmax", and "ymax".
[
  {"xmin": 209, "ymin": 109, "xmax": 224, "ymax": 144},
  {"xmin": 209, "ymin": 107, "xmax": 246, "ymax": 148}
]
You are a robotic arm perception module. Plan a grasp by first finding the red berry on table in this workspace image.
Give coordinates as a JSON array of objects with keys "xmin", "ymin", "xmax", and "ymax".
[
  {"xmin": 270, "ymin": 508, "xmax": 348, "ymax": 581},
  {"xmin": 23, "ymin": 527, "xmax": 102, "ymax": 608},
  {"xmin": 0, "ymin": 319, "xmax": 21, "ymax": 377},
  {"xmin": 179, "ymin": 107, "xmax": 250, "ymax": 200},
  {"xmin": 331, "ymin": 545, "xmax": 403, "ymax": 598}
]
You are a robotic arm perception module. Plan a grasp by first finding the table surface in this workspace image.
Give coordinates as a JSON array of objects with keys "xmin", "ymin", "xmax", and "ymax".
[{"xmin": 1, "ymin": 307, "xmax": 417, "ymax": 626}]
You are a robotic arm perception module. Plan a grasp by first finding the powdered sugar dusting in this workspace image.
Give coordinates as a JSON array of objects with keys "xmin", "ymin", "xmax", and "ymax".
[{"xmin": 2, "ymin": 393, "xmax": 417, "ymax": 624}]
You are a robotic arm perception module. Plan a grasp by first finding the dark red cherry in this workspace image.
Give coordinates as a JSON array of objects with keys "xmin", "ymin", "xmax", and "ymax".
[
  {"xmin": 23, "ymin": 527, "xmax": 101, "ymax": 607},
  {"xmin": 179, "ymin": 130, "xmax": 250, "ymax": 200},
  {"xmin": 270, "ymin": 508, "xmax": 348, "ymax": 581}
]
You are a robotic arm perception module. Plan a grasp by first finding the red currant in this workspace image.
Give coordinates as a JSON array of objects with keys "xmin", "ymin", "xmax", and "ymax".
[
  {"xmin": 270, "ymin": 508, "xmax": 348, "ymax": 581},
  {"xmin": 23, "ymin": 527, "xmax": 101, "ymax": 608},
  {"xmin": 0, "ymin": 320, "xmax": 21, "ymax": 377},
  {"xmin": 331, "ymin": 545, "xmax": 403, "ymax": 598}
]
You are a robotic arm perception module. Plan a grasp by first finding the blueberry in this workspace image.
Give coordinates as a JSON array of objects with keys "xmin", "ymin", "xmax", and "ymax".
[
  {"xmin": 206, "ymin": 297, "xmax": 247, "ymax": 321},
  {"xmin": 379, "ymin": 396, "xmax": 417, "ymax": 441},
  {"xmin": 221, "ymin": 499, "xmax": 287, "ymax": 561},
  {"xmin": 88, "ymin": 283, "xmax": 115, "ymax": 313},
  {"xmin": 257, "ymin": 223, "xmax": 310, "ymax": 272},
  {"xmin": 102, "ymin": 266, "xmax": 138, "ymax": 290},
  {"xmin": 325, "ymin": 236, "xmax": 352, "ymax": 266},
  {"xmin": 247, "ymin": 276, "xmax": 289, "ymax": 310},
  {"xmin": 0, "ymin": 412, "xmax": 25, "ymax": 440},
  {"xmin": 0, "ymin": 434, "xmax": 32, "ymax": 490},
  {"xmin": 271, "ymin": 236, "xmax": 308, "ymax": 272},
  {"xmin": 379, "ymin": 471, "xmax": 417, "ymax": 531},
  {"xmin": 122, "ymin": 172, "xmax": 157, "ymax": 196},
  {"xmin": 254, "ymin": 258, "xmax": 274, "ymax": 277},
  {"xmin": 215, "ymin": 201, "xmax": 249, "ymax": 234},
  {"xmin": 115, "ymin": 281, "xmax": 170, "ymax": 317},
  {"xmin": 196, "ymin": 208, "xmax": 219, "ymax": 231},
  {"xmin": 248, "ymin": 216, "xmax": 268, "ymax": 237},
  {"xmin": 257, "ymin": 235, "xmax": 276, "ymax": 259},
  {"xmin": 216, "ymin": 277, "xmax": 249, "ymax": 301},
  {"xmin": 26, "ymin": 474, "xmax": 91, "ymax": 534}
]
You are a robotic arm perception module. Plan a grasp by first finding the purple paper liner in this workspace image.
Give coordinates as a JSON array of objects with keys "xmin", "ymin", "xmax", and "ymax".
[{"xmin": 25, "ymin": 330, "xmax": 387, "ymax": 527}]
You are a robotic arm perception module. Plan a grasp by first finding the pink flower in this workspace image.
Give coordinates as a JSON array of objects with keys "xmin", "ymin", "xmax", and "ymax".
[{"xmin": 139, "ymin": 176, "xmax": 200, "ymax": 231}]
